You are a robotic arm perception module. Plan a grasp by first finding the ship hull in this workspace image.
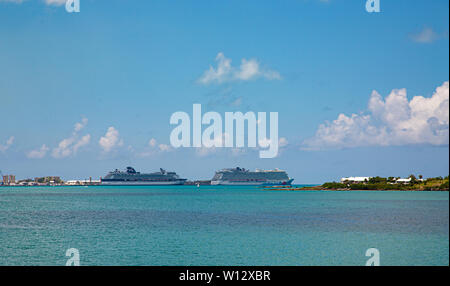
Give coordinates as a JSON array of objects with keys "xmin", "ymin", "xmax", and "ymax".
[
  {"xmin": 211, "ymin": 179, "xmax": 294, "ymax": 186},
  {"xmin": 101, "ymin": 180, "xmax": 186, "ymax": 186}
]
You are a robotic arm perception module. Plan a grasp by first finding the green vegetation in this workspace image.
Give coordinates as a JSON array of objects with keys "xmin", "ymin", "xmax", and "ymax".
[
  {"xmin": 34, "ymin": 176, "xmax": 64, "ymax": 184},
  {"xmin": 322, "ymin": 182, "xmax": 347, "ymax": 189},
  {"xmin": 322, "ymin": 176, "xmax": 449, "ymax": 191}
]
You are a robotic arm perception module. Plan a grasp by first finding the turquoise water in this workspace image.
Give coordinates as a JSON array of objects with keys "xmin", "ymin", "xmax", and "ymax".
[{"xmin": 0, "ymin": 186, "xmax": 448, "ymax": 266}]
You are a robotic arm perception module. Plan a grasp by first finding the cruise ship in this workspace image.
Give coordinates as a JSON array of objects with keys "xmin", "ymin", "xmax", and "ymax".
[
  {"xmin": 101, "ymin": 167, "xmax": 187, "ymax": 185},
  {"xmin": 211, "ymin": 167, "xmax": 294, "ymax": 186}
]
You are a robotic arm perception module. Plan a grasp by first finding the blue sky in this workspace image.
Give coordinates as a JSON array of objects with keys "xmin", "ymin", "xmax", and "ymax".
[{"xmin": 0, "ymin": 0, "xmax": 449, "ymax": 183}]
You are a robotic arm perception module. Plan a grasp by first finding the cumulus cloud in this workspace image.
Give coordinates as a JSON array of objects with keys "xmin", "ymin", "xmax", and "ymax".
[
  {"xmin": 44, "ymin": 0, "xmax": 66, "ymax": 6},
  {"xmin": 195, "ymin": 133, "xmax": 227, "ymax": 157},
  {"xmin": 259, "ymin": 137, "xmax": 288, "ymax": 148},
  {"xmin": 74, "ymin": 117, "xmax": 88, "ymax": 132},
  {"xmin": 99, "ymin": 127, "xmax": 123, "ymax": 153},
  {"xmin": 279, "ymin": 137, "xmax": 289, "ymax": 148},
  {"xmin": 411, "ymin": 27, "xmax": 439, "ymax": 44},
  {"xmin": 0, "ymin": 136, "xmax": 14, "ymax": 153},
  {"xmin": 198, "ymin": 53, "xmax": 281, "ymax": 84},
  {"xmin": 138, "ymin": 138, "xmax": 173, "ymax": 157},
  {"xmin": 148, "ymin": 138, "xmax": 172, "ymax": 152},
  {"xmin": 146, "ymin": 139, "xmax": 173, "ymax": 152},
  {"xmin": 0, "ymin": 0, "xmax": 66, "ymax": 5},
  {"xmin": 0, "ymin": 0, "xmax": 26, "ymax": 3},
  {"xmin": 235, "ymin": 58, "xmax": 281, "ymax": 81},
  {"xmin": 73, "ymin": 134, "xmax": 91, "ymax": 153},
  {"xmin": 195, "ymin": 146, "xmax": 219, "ymax": 157},
  {"xmin": 52, "ymin": 118, "xmax": 91, "ymax": 158},
  {"xmin": 158, "ymin": 144, "xmax": 172, "ymax": 152},
  {"xmin": 302, "ymin": 81, "xmax": 449, "ymax": 150},
  {"xmin": 27, "ymin": 144, "xmax": 49, "ymax": 159}
]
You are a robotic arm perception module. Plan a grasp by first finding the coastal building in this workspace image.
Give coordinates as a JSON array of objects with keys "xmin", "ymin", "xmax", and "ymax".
[
  {"xmin": 340, "ymin": 177, "xmax": 371, "ymax": 183},
  {"xmin": 396, "ymin": 178, "xmax": 412, "ymax": 184},
  {"xmin": 2, "ymin": 174, "xmax": 16, "ymax": 185},
  {"xmin": 17, "ymin": 181, "xmax": 38, "ymax": 186},
  {"xmin": 66, "ymin": 179, "xmax": 101, "ymax": 186},
  {"xmin": 34, "ymin": 176, "xmax": 62, "ymax": 184}
]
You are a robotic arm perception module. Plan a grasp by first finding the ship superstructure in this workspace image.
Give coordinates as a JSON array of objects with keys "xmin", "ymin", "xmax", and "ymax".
[{"xmin": 101, "ymin": 167, "xmax": 187, "ymax": 185}]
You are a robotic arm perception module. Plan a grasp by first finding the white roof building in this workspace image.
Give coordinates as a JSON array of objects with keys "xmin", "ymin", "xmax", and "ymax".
[
  {"xmin": 396, "ymin": 178, "xmax": 412, "ymax": 183},
  {"xmin": 66, "ymin": 179, "xmax": 101, "ymax": 185}
]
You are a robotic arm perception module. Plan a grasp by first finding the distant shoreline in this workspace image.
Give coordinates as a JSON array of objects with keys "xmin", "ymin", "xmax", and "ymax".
[
  {"xmin": 262, "ymin": 186, "xmax": 449, "ymax": 191},
  {"xmin": 263, "ymin": 182, "xmax": 449, "ymax": 192},
  {"xmin": 1, "ymin": 184, "xmax": 448, "ymax": 192},
  {"xmin": 291, "ymin": 186, "xmax": 449, "ymax": 192}
]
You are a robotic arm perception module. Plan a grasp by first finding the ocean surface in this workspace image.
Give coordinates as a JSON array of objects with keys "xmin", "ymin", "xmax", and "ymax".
[{"xmin": 0, "ymin": 186, "xmax": 448, "ymax": 266}]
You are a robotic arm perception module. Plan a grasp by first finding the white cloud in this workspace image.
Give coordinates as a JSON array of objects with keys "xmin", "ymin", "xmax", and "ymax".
[
  {"xmin": 236, "ymin": 58, "xmax": 281, "ymax": 81},
  {"xmin": 258, "ymin": 137, "xmax": 271, "ymax": 148},
  {"xmin": 74, "ymin": 117, "xmax": 88, "ymax": 132},
  {"xmin": 194, "ymin": 133, "xmax": 225, "ymax": 157},
  {"xmin": 235, "ymin": 58, "xmax": 259, "ymax": 80},
  {"xmin": 73, "ymin": 134, "xmax": 91, "ymax": 153},
  {"xmin": 158, "ymin": 144, "xmax": 172, "ymax": 152},
  {"xmin": 199, "ymin": 53, "xmax": 232, "ymax": 84},
  {"xmin": 195, "ymin": 146, "xmax": 217, "ymax": 157},
  {"xmin": 0, "ymin": 0, "xmax": 68, "ymax": 5},
  {"xmin": 0, "ymin": 0, "xmax": 28, "ymax": 4},
  {"xmin": 198, "ymin": 52, "xmax": 281, "ymax": 84},
  {"xmin": 279, "ymin": 137, "xmax": 288, "ymax": 147},
  {"xmin": 231, "ymin": 97, "xmax": 243, "ymax": 107},
  {"xmin": 99, "ymin": 127, "xmax": 123, "ymax": 153},
  {"xmin": 231, "ymin": 148, "xmax": 246, "ymax": 156},
  {"xmin": 52, "ymin": 137, "xmax": 75, "ymax": 158},
  {"xmin": 44, "ymin": 0, "xmax": 66, "ymax": 6},
  {"xmin": 411, "ymin": 27, "xmax": 439, "ymax": 43},
  {"xmin": 26, "ymin": 144, "xmax": 49, "ymax": 159},
  {"xmin": 0, "ymin": 136, "xmax": 14, "ymax": 153},
  {"xmin": 302, "ymin": 81, "xmax": 449, "ymax": 150},
  {"xmin": 258, "ymin": 137, "xmax": 288, "ymax": 148},
  {"xmin": 137, "ymin": 138, "xmax": 173, "ymax": 157},
  {"xmin": 0, "ymin": 0, "xmax": 25, "ymax": 3},
  {"xmin": 52, "ymin": 118, "xmax": 91, "ymax": 158}
]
